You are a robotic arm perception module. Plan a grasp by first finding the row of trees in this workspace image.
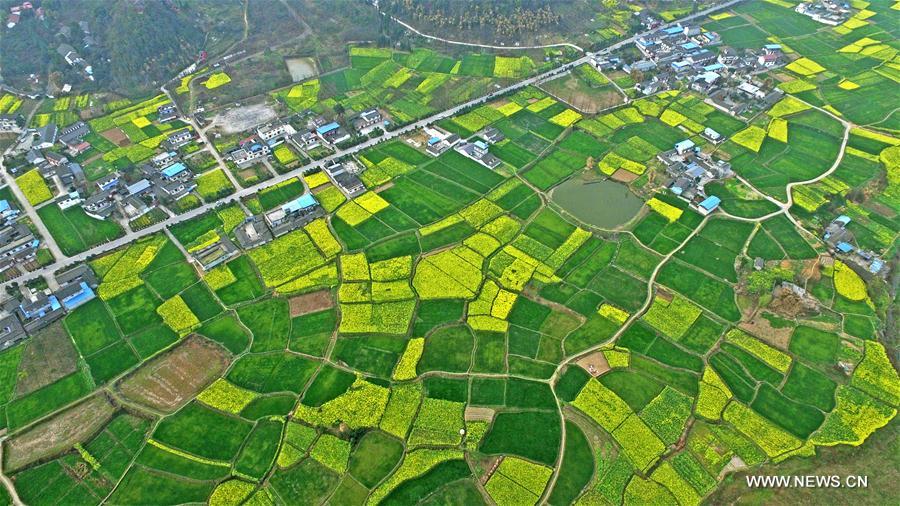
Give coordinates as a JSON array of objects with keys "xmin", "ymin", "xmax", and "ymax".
[{"xmin": 381, "ymin": 0, "xmax": 562, "ymax": 39}]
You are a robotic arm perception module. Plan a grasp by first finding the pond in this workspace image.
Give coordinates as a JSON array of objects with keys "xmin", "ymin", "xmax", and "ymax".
[{"xmin": 550, "ymin": 178, "xmax": 644, "ymax": 229}]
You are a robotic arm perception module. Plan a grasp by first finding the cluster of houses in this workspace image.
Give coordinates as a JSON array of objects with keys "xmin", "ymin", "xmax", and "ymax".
[
  {"xmin": 5, "ymin": 1, "xmax": 43, "ymax": 29},
  {"xmin": 822, "ymin": 215, "xmax": 889, "ymax": 279},
  {"xmin": 0, "ymin": 198, "xmax": 41, "ymax": 278},
  {"xmin": 235, "ymin": 192, "xmax": 325, "ymax": 250},
  {"xmin": 455, "ymin": 126, "xmax": 505, "ymax": 170},
  {"xmin": 0, "ymin": 265, "xmax": 96, "ymax": 349},
  {"xmin": 795, "ymin": 1, "xmax": 852, "ymax": 26},
  {"xmin": 7, "ymin": 101, "xmax": 202, "ymax": 234},
  {"xmin": 657, "ymin": 138, "xmax": 730, "ymax": 215},
  {"xmin": 597, "ymin": 24, "xmax": 790, "ymax": 118}
]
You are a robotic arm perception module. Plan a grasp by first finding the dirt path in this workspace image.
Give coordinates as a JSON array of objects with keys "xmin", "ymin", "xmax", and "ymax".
[{"xmin": 0, "ymin": 440, "xmax": 24, "ymax": 506}]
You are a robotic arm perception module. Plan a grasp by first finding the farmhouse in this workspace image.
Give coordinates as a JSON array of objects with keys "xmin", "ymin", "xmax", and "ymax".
[
  {"xmin": 235, "ymin": 215, "xmax": 274, "ymax": 249},
  {"xmin": 0, "ymin": 314, "xmax": 26, "ymax": 350},
  {"xmin": 421, "ymin": 126, "xmax": 460, "ymax": 156},
  {"xmin": 697, "ymin": 195, "xmax": 721, "ymax": 215},
  {"xmin": 191, "ymin": 234, "xmax": 239, "ymax": 271},
  {"xmin": 353, "ymin": 108, "xmax": 384, "ymax": 133},
  {"xmin": 163, "ymin": 129, "xmax": 195, "ymax": 150},
  {"xmin": 14, "ymin": 290, "xmax": 64, "ymax": 333},
  {"xmin": 82, "ymin": 190, "xmax": 116, "ymax": 219},
  {"xmin": 57, "ymin": 191, "xmax": 83, "ymax": 210},
  {"xmin": 289, "ymin": 131, "xmax": 321, "ymax": 152},
  {"xmin": 324, "ymin": 162, "xmax": 365, "ymax": 196},
  {"xmin": 257, "ymin": 122, "xmax": 292, "ymax": 143},
  {"xmin": 316, "ymin": 122, "xmax": 351, "ymax": 145},
  {"xmin": 95, "ymin": 172, "xmax": 121, "ymax": 192},
  {"xmin": 55, "ymin": 280, "xmax": 96, "ymax": 311},
  {"xmin": 152, "ymin": 151, "xmax": 179, "ymax": 168},
  {"xmin": 0, "ymin": 114, "xmax": 22, "ymax": 132},
  {"xmin": 157, "ymin": 104, "xmax": 178, "ymax": 123},
  {"xmin": 0, "ymin": 200, "xmax": 21, "ymax": 225},
  {"xmin": 456, "ymin": 140, "xmax": 501, "ymax": 169},
  {"xmin": 35, "ymin": 123, "xmax": 58, "ymax": 149},
  {"xmin": 264, "ymin": 193, "xmax": 324, "ymax": 237},
  {"xmin": 0, "ymin": 223, "xmax": 39, "ymax": 274},
  {"xmin": 230, "ymin": 137, "xmax": 271, "ymax": 168}
]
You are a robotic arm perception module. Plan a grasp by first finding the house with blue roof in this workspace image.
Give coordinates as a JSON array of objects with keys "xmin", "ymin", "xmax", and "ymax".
[
  {"xmin": 161, "ymin": 162, "xmax": 188, "ymax": 180},
  {"xmin": 58, "ymin": 281, "xmax": 96, "ymax": 311},
  {"xmin": 698, "ymin": 195, "xmax": 721, "ymax": 214},
  {"xmin": 674, "ymin": 139, "xmax": 696, "ymax": 154},
  {"xmin": 264, "ymin": 193, "xmax": 324, "ymax": 237}
]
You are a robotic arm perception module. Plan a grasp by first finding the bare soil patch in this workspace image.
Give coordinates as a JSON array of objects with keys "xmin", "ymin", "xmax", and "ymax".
[
  {"xmin": 575, "ymin": 351, "xmax": 611, "ymax": 377},
  {"xmin": 540, "ymin": 73, "xmax": 624, "ymax": 114},
  {"xmin": 100, "ymin": 128, "xmax": 129, "ymax": 147},
  {"xmin": 4, "ymin": 394, "xmax": 116, "ymax": 472},
  {"xmin": 611, "ymin": 169, "xmax": 639, "ymax": 183},
  {"xmin": 739, "ymin": 314, "xmax": 792, "ymax": 350},
  {"xmin": 209, "ymin": 103, "xmax": 278, "ymax": 135},
  {"xmin": 289, "ymin": 289, "xmax": 334, "ymax": 317},
  {"xmin": 285, "ymin": 57, "xmax": 318, "ymax": 82},
  {"xmin": 116, "ymin": 335, "xmax": 230, "ymax": 413},
  {"xmin": 464, "ymin": 406, "xmax": 495, "ymax": 422},
  {"xmin": 15, "ymin": 322, "xmax": 79, "ymax": 396}
]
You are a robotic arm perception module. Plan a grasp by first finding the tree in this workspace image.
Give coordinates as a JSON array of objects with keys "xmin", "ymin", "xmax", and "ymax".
[{"xmin": 747, "ymin": 266, "xmax": 795, "ymax": 294}]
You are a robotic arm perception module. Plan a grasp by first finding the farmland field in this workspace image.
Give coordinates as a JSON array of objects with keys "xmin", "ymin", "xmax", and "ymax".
[{"xmin": 4, "ymin": 2, "xmax": 900, "ymax": 504}]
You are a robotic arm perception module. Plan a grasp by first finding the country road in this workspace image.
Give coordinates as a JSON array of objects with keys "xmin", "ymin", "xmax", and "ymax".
[{"xmin": 0, "ymin": 0, "xmax": 745, "ymax": 292}]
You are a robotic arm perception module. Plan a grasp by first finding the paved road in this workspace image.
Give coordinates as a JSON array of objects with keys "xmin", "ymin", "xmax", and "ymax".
[
  {"xmin": 0, "ymin": 157, "xmax": 66, "ymax": 261},
  {"xmin": 0, "ymin": 0, "xmax": 745, "ymax": 291}
]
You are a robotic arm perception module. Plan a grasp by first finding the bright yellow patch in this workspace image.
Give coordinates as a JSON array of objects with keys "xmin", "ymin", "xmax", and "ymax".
[
  {"xmin": 131, "ymin": 116, "xmax": 151, "ymax": 128},
  {"xmin": 549, "ymin": 109, "xmax": 583, "ymax": 127},
  {"xmin": 767, "ymin": 118, "xmax": 788, "ymax": 143},
  {"xmin": 786, "ymin": 57, "xmax": 826, "ymax": 76},
  {"xmin": 838, "ymin": 79, "xmax": 860, "ymax": 90},
  {"xmin": 305, "ymin": 171, "xmax": 330, "ymax": 188},
  {"xmin": 646, "ymin": 197, "xmax": 683, "ymax": 222},
  {"xmin": 205, "ymin": 72, "xmax": 232, "ymax": 89},
  {"xmin": 356, "ymin": 192, "xmax": 390, "ymax": 214}
]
